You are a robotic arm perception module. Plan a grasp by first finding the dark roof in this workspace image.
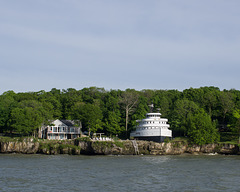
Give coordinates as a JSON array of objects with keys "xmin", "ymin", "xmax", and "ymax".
[{"xmin": 60, "ymin": 120, "xmax": 75, "ymax": 127}]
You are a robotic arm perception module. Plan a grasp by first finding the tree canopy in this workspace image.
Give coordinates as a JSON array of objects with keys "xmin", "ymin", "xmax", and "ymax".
[{"xmin": 0, "ymin": 86, "xmax": 240, "ymax": 143}]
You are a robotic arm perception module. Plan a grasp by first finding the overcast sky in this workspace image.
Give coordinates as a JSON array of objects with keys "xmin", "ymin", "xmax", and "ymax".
[{"xmin": 1, "ymin": 0, "xmax": 240, "ymax": 93}]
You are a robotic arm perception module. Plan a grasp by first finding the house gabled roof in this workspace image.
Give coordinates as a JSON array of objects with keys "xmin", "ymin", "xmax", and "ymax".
[
  {"xmin": 60, "ymin": 120, "xmax": 75, "ymax": 127},
  {"xmin": 46, "ymin": 119, "xmax": 80, "ymax": 127}
]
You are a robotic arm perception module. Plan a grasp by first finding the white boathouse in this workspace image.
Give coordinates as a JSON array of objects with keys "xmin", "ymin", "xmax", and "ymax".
[{"xmin": 130, "ymin": 106, "xmax": 172, "ymax": 142}]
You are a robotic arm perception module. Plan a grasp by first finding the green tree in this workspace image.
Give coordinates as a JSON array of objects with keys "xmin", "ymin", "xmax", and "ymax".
[
  {"xmin": 61, "ymin": 88, "xmax": 83, "ymax": 119},
  {"xmin": 218, "ymin": 91, "xmax": 235, "ymax": 128},
  {"xmin": 77, "ymin": 103, "xmax": 103, "ymax": 135},
  {"xmin": 201, "ymin": 87, "xmax": 219, "ymax": 117},
  {"xmin": 9, "ymin": 100, "xmax": 50, "ymax": 136},
  {"xmin": 187, "ymin": 109, "xmax": 220, "ymax": 145},
  {"xmin": 129, "ymin": 96, "xmax": 148, "ymax": 129},
  {"xmin": 152, "ymin": 95, "xmax": 170, "ymax": 117},
  {"xmin": 183, "ymin": 87, "xmax": 204, "ymax": 105},
  {"xmin": 0, "ymin": 91, "xmax": 16, "ymax": 133},
  {"xmin": 81, "ymin": 87, "xmax": 106, "ymax": 103},
  {"xmin": 119, "ymin": 89, "xmax": 139, "ymax": 137},
  {"xmin": 37, "ymin": 91, "xmax": 62, "ymax": 119},
  {"xmin": 231, "ymin": 109, "xmax": 240, "ymax": 143},
  {"xmin": 105, "ymin": 111, "xmax": 123, "ymax": 136},
  {"xmin": 170, "ymin": 98, "xmax": 199, "ymax": 137},
  {"xmin": 10, "ymin": 107, "xmax": 43, "ymax": 136}
]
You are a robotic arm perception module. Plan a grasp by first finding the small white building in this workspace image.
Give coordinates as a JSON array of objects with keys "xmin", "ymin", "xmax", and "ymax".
[
  {"xmin": 130, "ymin": 111, "xmax": 172, "ymax": 142},
  {"xmin": 39, "ymin": 120, "xmax": 82, "ymax": 140}
]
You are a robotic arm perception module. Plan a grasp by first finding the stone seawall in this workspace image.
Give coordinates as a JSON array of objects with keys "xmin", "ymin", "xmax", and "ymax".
[{"xmin": 0, "ymin": 138, "xmax": 239, "ymax": 155}]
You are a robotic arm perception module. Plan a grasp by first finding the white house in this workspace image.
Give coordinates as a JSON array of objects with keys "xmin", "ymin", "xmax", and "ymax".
[{"xmin": 39, "ymin": 119, "xmax": 82, "ymax": 140}]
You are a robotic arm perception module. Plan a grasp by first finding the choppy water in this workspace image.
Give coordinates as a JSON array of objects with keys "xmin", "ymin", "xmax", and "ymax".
[{"xmin": 0, "ymin": 154, "xmax": 240, "ymax": 192}]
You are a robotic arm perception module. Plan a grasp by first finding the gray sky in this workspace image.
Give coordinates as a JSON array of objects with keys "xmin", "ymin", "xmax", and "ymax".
[{"xmin": 1, "ymin": 0, "xmax": 240, "ymax": 93}]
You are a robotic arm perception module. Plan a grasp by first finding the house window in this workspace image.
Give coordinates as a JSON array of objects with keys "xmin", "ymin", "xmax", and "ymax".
[{"xmin": 53, "ymin": 127, "xmax": 57, "ymax": 132}]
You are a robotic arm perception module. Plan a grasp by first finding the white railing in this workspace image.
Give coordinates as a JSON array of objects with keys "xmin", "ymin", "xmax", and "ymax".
[{"xmin": 47, "ymin": 127, "xmax": 81, "ymax": 134}]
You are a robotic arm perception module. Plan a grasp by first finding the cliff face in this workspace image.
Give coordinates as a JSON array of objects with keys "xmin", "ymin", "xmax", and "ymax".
[
  {"xmin": 0, "ymin": 138, "xmax": 39, "ymax": 154},
  {"xmin": 0, "ymin": 138, "xmax": 80, "ymax": 155},
  {"xmin": 75, "ymin": 140, "xmax": 240, "ymax": 155},
  {"xmin": 0, "ymin": 138, "xmax": 239, "ymax": 155}
]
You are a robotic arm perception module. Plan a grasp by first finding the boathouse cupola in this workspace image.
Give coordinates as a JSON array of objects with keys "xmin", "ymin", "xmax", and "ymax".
[{"xmin": 146, "ymin": 113, "xmax": 161, "ymax": 118}]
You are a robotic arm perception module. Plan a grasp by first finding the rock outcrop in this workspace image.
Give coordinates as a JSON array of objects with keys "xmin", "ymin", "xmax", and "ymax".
[
  {"xmin": 75, "ymin": 140, "xmax": 240, "ymax": 155},
  {"xmin": 0, "ymin": 138, "xmax": 39, "ymax": 154},
  {"xmin": 0, "ymin": 138, "xmax": 239, "ymax": 155},
  {"xmin": 37, "ymin": 140, "xmax": 81, "ymax": 155}
]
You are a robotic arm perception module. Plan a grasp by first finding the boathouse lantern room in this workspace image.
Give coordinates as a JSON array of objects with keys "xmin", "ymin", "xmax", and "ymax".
[{"xmin": 146, "ymin": 113, "xmax": 161, "ymax": 118}]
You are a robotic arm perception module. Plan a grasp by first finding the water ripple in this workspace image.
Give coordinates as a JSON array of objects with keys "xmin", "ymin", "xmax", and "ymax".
[{"xmin": 0, "ymin": 154, "xmax": 240, "ymax": 191}]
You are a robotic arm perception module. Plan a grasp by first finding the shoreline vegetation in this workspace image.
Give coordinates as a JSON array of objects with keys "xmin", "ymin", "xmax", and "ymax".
[
  {"xmin": 1, "ymin": 86, "xmax": 240, "ymax": 149},
  {"xmin": 0, "ymin": 136, "xmax": 239, "ymax": 156}
]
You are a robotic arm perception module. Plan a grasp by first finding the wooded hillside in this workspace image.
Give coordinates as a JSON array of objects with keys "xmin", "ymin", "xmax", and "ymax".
[{"xmin": 1, "ymin": 87, "xmax": 240, "ymax": 144}]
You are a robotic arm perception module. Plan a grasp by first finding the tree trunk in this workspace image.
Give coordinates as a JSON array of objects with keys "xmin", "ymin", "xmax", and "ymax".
[
  {"xmin": 125, "ymin": 109, "xmax": 129, "ymax": 138},
  {"xmin": 208, "ymin": 106, "xmax": 212, "ymax": 117},
  {"xmin": 88, "ymin": 121, "xmax": 91, "ymax": 136},
  {"xmin": 88, "ymin": 127, "xmax": 91, "ymax": 136},
  {"xmin": 125, "ymin": 109, "xmax": 128, "ymax": 132}
]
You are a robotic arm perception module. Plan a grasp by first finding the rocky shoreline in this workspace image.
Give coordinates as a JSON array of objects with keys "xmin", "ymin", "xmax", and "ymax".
[{"xmin": 0, "ymin": 138, "xmax": 240, "ymax": 156}]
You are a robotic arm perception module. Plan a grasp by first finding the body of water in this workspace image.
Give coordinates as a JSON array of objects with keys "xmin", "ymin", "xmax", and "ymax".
[{"xmin": 0, "ymin": 154, "xmax": 240, "ymax": 192}]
